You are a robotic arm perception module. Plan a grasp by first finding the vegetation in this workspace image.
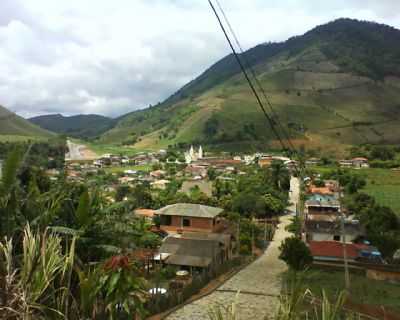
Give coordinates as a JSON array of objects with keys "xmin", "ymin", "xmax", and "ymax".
[
  {"xmin": 0, "ymin": 105, "xmax": 53, "ymax": 139},
  {"xmin": 0, "ymin": 144, "xmax": 154, "ymax": 319},
  {"xmin": 279, "ymin": 237, "xmax": 313, "ymax": 271},
  {"xmin": 344, "ymin": 192, "xmax": 400, "ymax": 259},
  {"xmin": 297, "ymin": 269, "xmax": 400, "ymax": 312},
  {"xmin": 29, "ymin": 113, "xmax": 116, "ymax": 139}
]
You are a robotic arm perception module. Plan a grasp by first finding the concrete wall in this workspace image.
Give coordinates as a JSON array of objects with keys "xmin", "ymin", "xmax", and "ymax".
[{"xmin": 308, "ymin": 232, "xmax": 358, "ymax": 243}]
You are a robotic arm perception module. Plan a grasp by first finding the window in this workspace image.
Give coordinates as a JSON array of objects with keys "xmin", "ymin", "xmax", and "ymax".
[
  {"xmin": 161, "ymin": 215, "xmax": 172, "ymax": 226},
  {"xmin": 333, "ymin": 235, "xmax": 341, "ymax": 241},
  {"xmin": 183, "ymin": 218, "xmax": 191, "ymax": 227}
]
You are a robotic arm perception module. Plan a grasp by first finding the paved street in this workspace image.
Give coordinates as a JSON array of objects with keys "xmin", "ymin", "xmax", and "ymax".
[
  {"xmin": 65, "ymin": 140, "xmax": 97, "ymax": 161},
  {"xmin": 166, "ymin": 177, "xmax": 300, "ymax": 320}
]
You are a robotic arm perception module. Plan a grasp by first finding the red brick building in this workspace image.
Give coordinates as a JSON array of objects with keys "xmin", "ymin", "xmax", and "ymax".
[{"xmin": 155, "ymin": 203, "xmax": 224, "ymax": 234}]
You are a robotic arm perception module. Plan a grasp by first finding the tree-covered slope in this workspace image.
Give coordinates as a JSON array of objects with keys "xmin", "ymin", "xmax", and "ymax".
[
  {"xmin": 101, "ymin": 19, "xmax": 400, "ymax": 153},
  {"xmin": 29, "ymin": 114, "xmax": 116, "ymax": 139},
  {"xmin": 0, "ymin": 105, "xmax": 54, "ymax": 140}
]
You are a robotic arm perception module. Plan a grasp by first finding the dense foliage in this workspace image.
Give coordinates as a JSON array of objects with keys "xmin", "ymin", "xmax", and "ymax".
[{"xmin": 279, "ymin": 237, "xmax": 313, "ymax": 271}]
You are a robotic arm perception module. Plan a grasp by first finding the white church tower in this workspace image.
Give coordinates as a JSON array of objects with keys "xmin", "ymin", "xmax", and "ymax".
[{"xmin": 198, "ymin": 146, "xmax": 203, "ymax": 159}]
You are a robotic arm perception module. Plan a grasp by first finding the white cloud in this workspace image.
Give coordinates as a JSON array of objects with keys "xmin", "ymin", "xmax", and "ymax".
[{"xmin": 0, "ymin": 0, "xmax": 399, "ymax": 117}]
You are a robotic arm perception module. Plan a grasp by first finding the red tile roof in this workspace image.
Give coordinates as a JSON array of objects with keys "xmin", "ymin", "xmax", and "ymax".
[{"xmin": 309, "ymin": 241, "xmax": 369, "ymax": 260}]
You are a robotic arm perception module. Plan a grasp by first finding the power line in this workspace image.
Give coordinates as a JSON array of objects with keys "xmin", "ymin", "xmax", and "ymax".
[
  {"xmin": 207, "ymin": 0, "xmax": 289, "ymax": 152},
  {"xmin": 213, "ymin": 0, "xmax": 297, "ymax": 155},
  {"xmin": 207, "ymin": 0, "xmax": 302, "ymax": 175}
]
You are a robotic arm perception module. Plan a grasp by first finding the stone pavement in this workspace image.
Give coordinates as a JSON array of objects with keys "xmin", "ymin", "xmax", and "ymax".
[{"xmin": 166, "ymin": 178, "xmax": 299, "ymax": 320}]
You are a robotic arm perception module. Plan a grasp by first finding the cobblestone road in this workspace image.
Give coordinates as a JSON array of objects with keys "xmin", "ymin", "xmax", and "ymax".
[{"xmin": 166, "ymin": 177, "xmax": 299, "ymax": 320}]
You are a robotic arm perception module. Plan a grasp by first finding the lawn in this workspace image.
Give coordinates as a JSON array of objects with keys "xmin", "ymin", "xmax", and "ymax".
[{"xmin": 296, "ymin": 269, "xmax": 400, "ymax": 312}]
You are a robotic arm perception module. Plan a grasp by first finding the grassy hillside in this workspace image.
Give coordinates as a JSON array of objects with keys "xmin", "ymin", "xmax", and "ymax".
[
  {"xmin": 29, "ymin": 114, "xmax": 116, "ymax": 139},
  {"xmin": 0, "ymin": 105, "xmax": 54, "ymax": 140},
  {"xmin": 100, "ymin": 19, "xmax": 400, "ymax": 153}
]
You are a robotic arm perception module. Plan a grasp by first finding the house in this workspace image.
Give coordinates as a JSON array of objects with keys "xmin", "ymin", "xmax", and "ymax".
[
  {"xmin": 305, "ymin": 194, "xmax": 340, "ymax": 217},
  {"xmin": 158, "ymin": 236, "xmax": 223, "ymax": 272},
  {"xmin": 339, "ymin": 159, "xmax": 353, "ymax": 168},
  {"xmin": 305, "ymin": 220, "xmax": 364, "ymax": 243},
  {"xmin": 182, "ymin": 232, "xmax": 234, "ymax": 261},
  {"xmin": 118, "ymin": 176, "xmax": 135, "ymax": 184},
  {"xmin": 258, "ymin": 156, "xmax": 273, "ymax": 168},
  {"xmin": 352, "ymin": 157, "xmax": 369, "ymax": 168},
  {"xmin": 309, "ymin": 241, "xmax": 380, "ymax": 263},
  {"xmin": 339, "ymin": 158, "xmax": 369, "ymax": 169},
  {"xmin": 150, "ymin": 170, "xmax": 166, "ymax": 179},
  {"xmin": 306, "ymin": 158, "xmax": 321, "ymax": 166},
  {"xmin": 308, "ymin": 186, "xmax": 334, "ymax": 196},
  {"xmin": 155, "ymin": 203, "xmax": 224, "ymax": 234},
  {"xmin": 185, "ymin": 165, "xmax": 207, "ymax": 178},
  {"xmin": 151, "ymin": 179, "xmax": 170, "ymax": 190}
]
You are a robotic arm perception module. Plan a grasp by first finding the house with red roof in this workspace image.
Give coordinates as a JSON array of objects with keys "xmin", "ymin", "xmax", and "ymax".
[{"xmin": 308, "ymin": 241, "xmax": 379, "ymax": 263}]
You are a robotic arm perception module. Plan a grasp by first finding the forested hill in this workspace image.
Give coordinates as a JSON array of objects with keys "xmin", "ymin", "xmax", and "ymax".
[
  {"xmin": 0, "ymin": 105, "xmax": 54, "ymax": 139},
  {"xmin": 29, "ymin": 114, "xmax": 116, "ymax": 139},
  {"xmin": 99, "ymin": 18, "xmax": 400, "ymax": 153}
]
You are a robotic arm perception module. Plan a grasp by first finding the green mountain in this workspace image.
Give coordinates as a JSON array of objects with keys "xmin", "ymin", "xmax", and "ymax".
[
  {"xmin": 29, "ymin": 114, "xmax": 116, "ymax": 139},
  {"xmin": 101, "ymin": 18, "xmax": 400, "ymax": 154},
  {"xmin": 0, "ymin": 105, "xmax": 54, "ymax": 140}
]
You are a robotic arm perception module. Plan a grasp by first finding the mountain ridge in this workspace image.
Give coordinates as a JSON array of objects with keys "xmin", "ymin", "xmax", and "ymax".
[
  {"xmin": 29, "ymin": 113, "xmax": 116, "ymax": 139},
  {"xmin": 0, "ymin": 105, "xmax": 54, "ymax": 140},
  {"xmin": 97, "ymin": 18, "xmax": 400, "ymax": 153}
]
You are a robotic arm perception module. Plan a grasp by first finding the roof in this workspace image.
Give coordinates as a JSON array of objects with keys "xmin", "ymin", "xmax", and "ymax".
[
  {"xmin": 306, "ymin": 194, "xmax": 340, "ymax": 208},
  {"xmin": 182, "ymin": 232, "xmax": 231, "ymax": 247},
  {"xmin": 159, "ymin": 236, "xmax": 221, "ymax": 267},
  {"xmin": 352, "ymin": 157, "xmax": 368, "ymax": 161},
  {"xmin": 134, "ymin": 209, "xmax": 155, "ymax": 218},
  {"xmin": 309, "ymin": 187, "xmax": 334, "ymax": 195},
  {"xmin": 309, "ymin": 241, "xmax": 370, "ymax": 260},
  {"xmin": 155, "ymin": 203, "xmax": 223, "ymax": 219}
]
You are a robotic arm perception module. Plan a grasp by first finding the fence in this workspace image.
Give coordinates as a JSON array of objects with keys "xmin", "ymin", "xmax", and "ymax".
[{"xmin": 146, "ymin": 256, "xmax": 249, "ymax": 316}]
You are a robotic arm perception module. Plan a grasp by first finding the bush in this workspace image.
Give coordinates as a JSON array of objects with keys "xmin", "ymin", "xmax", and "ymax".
[{"xmin": 279, "ymin": 237, "xmax": 313, "ymax": 271}]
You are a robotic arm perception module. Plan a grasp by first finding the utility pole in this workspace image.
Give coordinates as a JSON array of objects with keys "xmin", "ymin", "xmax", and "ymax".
[{"xmin": 237, "ymin": 216, "xmax": 240, "ymax": 255}]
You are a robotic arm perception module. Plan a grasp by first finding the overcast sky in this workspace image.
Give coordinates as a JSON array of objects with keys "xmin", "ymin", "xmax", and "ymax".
[{"xmin": 1, "ymin": 0, "xmax": 399, "ymax": 118}]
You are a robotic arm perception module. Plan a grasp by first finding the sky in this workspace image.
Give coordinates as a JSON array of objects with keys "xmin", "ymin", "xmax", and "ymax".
[{"xmin": 1, "ymin": 0, "xmax": 400, "ymax": 118}]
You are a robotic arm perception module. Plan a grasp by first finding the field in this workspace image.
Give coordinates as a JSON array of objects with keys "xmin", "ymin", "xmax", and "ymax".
[
  {"xmin": 104, "ymin": 164, "xmax": 152, "ymax": 174},
  {"xmin": 77, "ymin": 141, "xmax": 141, "ymax": 157},
  {"xmin": 360, "ymin": 168, "xmax": 400, "ymax": 216},
  {"xmin": 298, "ymin": 269, "xmax": 400, "ymax": 312}
]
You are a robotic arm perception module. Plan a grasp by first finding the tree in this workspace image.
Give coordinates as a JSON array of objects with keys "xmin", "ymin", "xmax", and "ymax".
[
  {"xmin": 279, "ymin": 237, "xmax": 313, "ymax": 271},
  {"xmin": 207, "ymin": 167, "xmax": 217, "ymax": 181},
  {"xmin": 115, "ymin": 185, "xmax": 130, "ymax": 202},
  {"xmin": 203, "ymin": 117, "xmax": 219, "ymax": 138},
  {"xmin": 270, "ymin": 160, "xmax": 290, "ymax": 191},
  {"xmin": 370, "ymin": 146, "xmax": 395, "ymax": 161}
]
